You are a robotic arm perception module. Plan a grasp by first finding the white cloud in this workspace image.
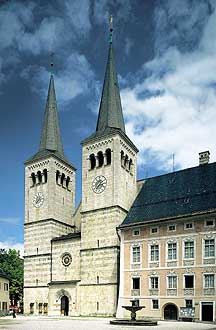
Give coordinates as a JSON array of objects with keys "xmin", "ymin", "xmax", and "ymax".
[
  {"xmin": 0, "ymin": 241, "xmax": 24, "ymax": 258},
  {"xmin": 122, "ymin": 1, "xmax": 216, "ymax": 172}
]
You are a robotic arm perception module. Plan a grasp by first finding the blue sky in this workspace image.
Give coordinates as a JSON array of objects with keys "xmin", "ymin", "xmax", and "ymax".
[{"xmin": 1, "ymin": 0, "xmax": 216, "ymax": 255}]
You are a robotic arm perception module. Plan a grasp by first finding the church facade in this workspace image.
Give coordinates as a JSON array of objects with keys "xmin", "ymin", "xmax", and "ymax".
[
  {"xmin": 23, "ymin": 34, "xmax": 139, "ymax": 316},
  {"xmin": 24, "ymin": 31, "xmax": 216, "ymax": 320}
]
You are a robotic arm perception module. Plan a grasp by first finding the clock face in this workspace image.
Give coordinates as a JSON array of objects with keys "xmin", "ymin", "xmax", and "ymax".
[
  {"xmin": 33, "ymin": 192, "xmax": 44, "ymax": 208},
  {"xmin": 92, "ymin": 176, "xmax": 107, "ymax": 194}
]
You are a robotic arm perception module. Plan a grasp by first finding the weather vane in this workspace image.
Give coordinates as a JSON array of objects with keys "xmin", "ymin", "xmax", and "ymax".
[{"xmin": 109, "ymin": 15, "xmax": 113, "ymax": 43}]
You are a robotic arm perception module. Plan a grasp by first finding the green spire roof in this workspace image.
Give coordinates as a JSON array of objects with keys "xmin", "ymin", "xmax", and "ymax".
[
  {"xmin": 96, "ymin": 42, "xmax": 125, "ymax": 133},
  {"xmin": 26, "ymin": 75, "xmax": 75, "ymax": 168},
  {"xmin": 39, "ymin": 75, "xmax": 64, "ymax": 154}
]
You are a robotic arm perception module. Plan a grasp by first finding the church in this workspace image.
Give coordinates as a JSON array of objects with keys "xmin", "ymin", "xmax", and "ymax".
[{"xmin": 24, "ymin": 26, "xmax": 216, "ymax": 321}]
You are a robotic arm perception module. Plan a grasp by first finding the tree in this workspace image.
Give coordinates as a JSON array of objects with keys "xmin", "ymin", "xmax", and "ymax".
[{"xmin": 0, "ymin": 249, "xmax": 23, "ymax": 307}]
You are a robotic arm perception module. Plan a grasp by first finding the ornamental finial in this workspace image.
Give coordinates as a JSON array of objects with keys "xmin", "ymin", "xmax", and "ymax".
[
  {"xmin": 109, "ymin": 15, "xmax": 113, "ymax": 44},
  {"xmin": 50, "ymin": 52, "xmax": 54, "ymax": 75}
]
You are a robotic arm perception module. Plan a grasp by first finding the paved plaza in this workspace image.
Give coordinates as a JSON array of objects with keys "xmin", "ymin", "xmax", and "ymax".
[{"xmin": 0, "ymin": 316, "xmax": 216, "ymax": 330}]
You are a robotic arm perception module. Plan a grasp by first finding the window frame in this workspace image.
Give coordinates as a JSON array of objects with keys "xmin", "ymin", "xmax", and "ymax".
[
  {"xmin": 203, "ymin": 273, "xmax": 215, "ymax": 289},
  {"xmin": 131, "ymin": 244, "xmax": 141, "ymax": 264},
  {"xmin": 204, "ymin": 219, "xmax": 215, "ymax": 228},
  {"xmin": 184, "ymin": 274, "xmax": 195, "ymax": 289},
  {"xmin": 183, "ymin": 240, "xmax": 195, "ymax": 260},
  {"xmin": 167, "ymin": 275, "xmax": 177, "ymax": 289},
  {"xmin": 203, "ymin": 238, "xmax": 215, "ymax": 258},
  {"xmin": 167, "ymin": 241, "xmax": 177, "ymax": 261},
  {"xmin": 133, "ymin": 228, "xmax": 140, "ymax": 237},
  {"xmin": 150, "ymin": 276, "xmax": 159, "ymax": 289},
  {"xmin": 150, "ymin": 244, "xmax": 159, "ymax": 262},
  {"xmin": 150, "ymin": 226, "xmax": 159, "ymax": 235},
  {"xmin": 152, "ymin": 299, "xmax": 159, "ymax": 310}
]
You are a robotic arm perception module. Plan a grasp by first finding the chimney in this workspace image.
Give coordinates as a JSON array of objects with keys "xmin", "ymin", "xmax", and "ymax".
[{"xmin": 199, "ymin": 151, "xmax": 210, "ymax": 165}]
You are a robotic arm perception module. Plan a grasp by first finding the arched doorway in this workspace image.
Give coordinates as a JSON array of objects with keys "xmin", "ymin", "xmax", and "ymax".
[
  {"xmin": 164, "ymin": 303, "xmax": 178, "ymax": 320},
  {"xmin": 61, "ymin": 296, "xmax": 69, "ymax": 316}
]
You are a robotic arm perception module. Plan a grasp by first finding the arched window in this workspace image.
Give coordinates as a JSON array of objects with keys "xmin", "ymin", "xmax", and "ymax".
[
  {"xmin": 124, "ymin": 155, "xmax": 129, "ymax": 169},
  {"xmin": 105, "ymin": 148, "xmax": 111, "ymax": 165},
  {"xmin": 37, "ymin": 171, "xmax": 42, "ymax": 184},
  {"xmin": 56, "ymin": 170, "xmax": 61, "ymax": 184},
  {"xmin": 121, "ymin": 151, "xmax": 124, "ymax": 167},
  {"xmin": 129, "ymin": 159, "xmax": 133, "ymax": 171},
  {"xmin": 31, "ymin": 173, "xmax": 36, "ymax": 186},
  {"xmin": 43, "ymin": 169, "xmax": 48, "ymax": 183},
  {"xmin": 61, "ymin": 173, "xmax": 65, "ymax": 187},
  {"xmin": 66, "ymin": 176, "xmax": 70, "ymax": 189},
  {"xmin": 97, "ymin": 151, "xmax": 104, "ymax": 167},
  {"xmin": 89, "ymin": 154, "xmax": 96, "ymax": 170}
]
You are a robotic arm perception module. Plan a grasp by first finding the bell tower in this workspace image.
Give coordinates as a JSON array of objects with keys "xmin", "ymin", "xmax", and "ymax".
[
  {"xmin": 79, "ymin": 19, "xmax": 138, "ymax": 315},
  {"xmin": 24, "ymin": 73, "xmax": 76, "ymax": 314}
]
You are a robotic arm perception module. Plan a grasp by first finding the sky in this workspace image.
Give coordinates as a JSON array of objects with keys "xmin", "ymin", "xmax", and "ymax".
[{"xmin": 1, "ymin": 0, "xmax": 216, "ymax": 256}]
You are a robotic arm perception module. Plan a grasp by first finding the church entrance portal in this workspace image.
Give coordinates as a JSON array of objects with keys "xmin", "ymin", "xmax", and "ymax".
[
  {"xmin": 164, "ymin": 303, "xmax": 178, "ymax": 320},
  {"xmin": 61, "ymin": 296, "xmax": 69, "ymax": 316}
]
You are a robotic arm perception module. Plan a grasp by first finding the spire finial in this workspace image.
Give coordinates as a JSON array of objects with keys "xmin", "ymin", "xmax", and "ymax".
[
  {"xmin": 109, "ymin": 15, "xmax": 113, "ymax": 44},
  {"xmin": 50, "ymin": 52, "xmax": 54, "ymax": 75}
]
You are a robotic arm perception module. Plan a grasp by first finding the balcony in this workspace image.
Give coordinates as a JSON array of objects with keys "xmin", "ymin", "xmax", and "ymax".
[
  {"xmin": 131, "ymin": 289, "xmax": 140, "ymax": 296},
  {"xmin": 149, "ymin": 289, "xmax": 159, "ymax": 296},
  {"xmin": 203, "ymin": 288, "xmax": 215, "ymax": 295},
  {"xmin": 167, "ymin": 289, "xmax": 177, "ymax": 296},
  {"xmin": 184, "ymin": 288, "xmax": 194, "ymax": 296}
]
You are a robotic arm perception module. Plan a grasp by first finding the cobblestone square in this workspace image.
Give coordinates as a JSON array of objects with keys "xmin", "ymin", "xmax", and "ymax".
[{"xmin": 0, "ymin": 317, "xmax": 216, "ymax": 330}]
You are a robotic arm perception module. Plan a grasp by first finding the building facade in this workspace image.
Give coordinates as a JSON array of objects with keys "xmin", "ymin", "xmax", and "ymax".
[
  {"xmin": 117, "ymin": 155, "xmax": 216, "ymax": 322},
  {"xmin": 24, "ymin": 28, "xmax": 216, "ymax": 320},
  {"xmin": 0, "ymin": 270, "xmax": 10, "ymax": 315}
]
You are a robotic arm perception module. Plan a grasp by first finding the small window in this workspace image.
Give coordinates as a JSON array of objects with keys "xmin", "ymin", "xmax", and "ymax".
[
  {"xmin": 36, "ymin": 279, "xmax": 38, "ymax": 286},
  {"xmin": 3, "ymin": 283, "xmax": 8, "ymax": 291},
  {"xmin": 56, "ymin": 170, "xmax": 60, "ymax": 184},
  {"xmin": 124, "ymin": 154, "xmax": 129, "ymax": 168},
  {"xmin": 152, "ymin": 299, "xmax": 159, "ymax": 309},
  {"xmin": 168, "ymin": 224, "xmax": 176, "ymax": 232},
  {"xmin": 151, "ymin": 227, "xmax": 158, "ymax": 234},
  {"xmin": 129, "ymin": 159, "xmax": 133, "ymax": 171},
  {"xmin": 205, "ymin": 219, "xmax": 215, "ymax": 227},
  {"xmin": 97, "ymin": 302, "xmax": 99, "ymax": 311},
  {"xmin": 184, "ymin": 222, "xmax": 193, "ymax": 230},
  {"xmin": 66, "ymin": 176, "xmax": 70, "ymax": 189},
  {"xmin": 30, "ymin": 303, "xmax": 34, "ymax": 314},
  {"xmin": 132, "ymin": 277, "xmax": 140, "ymax": 290},
  {"xmin": 37, "ymin": 171, "xmax": 42, "ymax": 184},
  {"xmin": 133, "ymin": 228, "xmax": 140, "ymax": 236},
  {"xmin": 97, "ymin": 276, "xmax": 99, "ymax": 284},
  {"xmin": 121, "ymin": 150, "xmax": 124, "ymax": 166},
  {"xmin": 38, "ymin": 303, "xmax": 43, "ymax": 314},
  {"xmin": 184, "ymin": 275, "xmax": 194, "ymax": 288},
  {"xmin": 31, "ymin": 173, "xmax": 36, "ymax": 186},
  {"xmin": 43, "ymin": 169, "xmax": 47, "ymax": 183},
  {"xmin": 61, "ymin": 173, "xmax": 65, "ymax": 186},
  {"xmin": 185, "ymin": 299, "xmax": 193, "ymax": 308}
]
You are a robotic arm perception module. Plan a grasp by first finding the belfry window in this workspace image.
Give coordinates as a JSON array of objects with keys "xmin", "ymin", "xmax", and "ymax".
[
  {"xmin": 31, "ymin": 173, "xmax": 36, "ymax": 186},
  {"xmin": 105, "ymin": 148, "xmax": 111, "ymax": 165},
  {"xmin": 66, "ymin": 176, "xmax": 70, "ymax": 190},
  {"xmin": 37, "ymin": 171, "xmax": 42, "ymax": 184},
  {"xmin": 97, "ymin": 151, "xmax": 104, "ymax": 167},
  {"xmin": 121, "ymin": 151, "xmax": 124, "ymax": 166},
  {"xmin": 129, "ymin": 159, "xmax": 133, "ymax": 171},
  {"xmin": 89, "ymin": 154, "xmax": 96, "ymax": 170},
  {"xmin": 43, "ymin": 169, "xmax": 47, "ymax": 183},
  {"xmin": 61, "ymin": 173, "xmax": 65, "ymax": 187},
  {"xmin": 56, "ymin": 170, "xmax": 60, "ymax": 184},
  {"xmin": 124, "ymin": 154, "xmax": 129, "ymax": 169}
]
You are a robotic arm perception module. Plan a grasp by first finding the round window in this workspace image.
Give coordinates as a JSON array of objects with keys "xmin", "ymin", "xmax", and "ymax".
[{"xmin": 62, "ymin": 253, "xmax": 72, "ymax": 267}]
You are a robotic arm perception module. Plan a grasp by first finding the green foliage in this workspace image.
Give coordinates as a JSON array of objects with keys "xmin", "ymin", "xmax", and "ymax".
[{"xmin": 0, "ymin": 249, "xmax": 23, "ymax": 305}]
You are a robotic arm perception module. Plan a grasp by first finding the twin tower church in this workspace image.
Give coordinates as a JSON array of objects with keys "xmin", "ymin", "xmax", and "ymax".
[
  {"xmin": 24, "ymin": 29, "xmax": 216, "ymax": 321},
  {"xmin": 24, "ymin": 32, "xmax": 138, "ymax": 316}
]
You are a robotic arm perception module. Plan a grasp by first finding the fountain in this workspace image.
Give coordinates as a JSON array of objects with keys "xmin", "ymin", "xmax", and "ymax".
[{"xmin": 110, "ymin": 300, "xmax": 158, "ymax": 326}]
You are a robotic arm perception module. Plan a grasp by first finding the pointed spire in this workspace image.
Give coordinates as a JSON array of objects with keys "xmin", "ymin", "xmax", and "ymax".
[
  {"xmin": 96, "ymin": 16, "xmax": 125, "ymax": 133},
  {"xmin": 39, "ymin": 74, "xmax": 64, "ymax": 155}
]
